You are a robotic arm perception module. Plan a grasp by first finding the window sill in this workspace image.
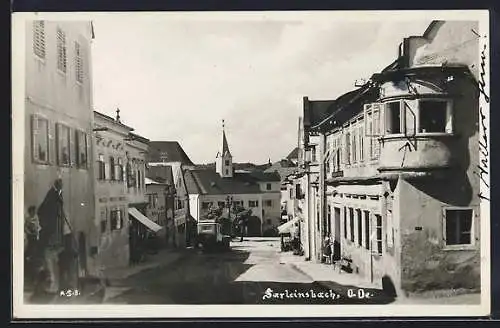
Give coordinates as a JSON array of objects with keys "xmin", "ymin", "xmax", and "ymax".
[{"xmin": 443, "ymin": 244, "xmax": 476, "ymax": 251}]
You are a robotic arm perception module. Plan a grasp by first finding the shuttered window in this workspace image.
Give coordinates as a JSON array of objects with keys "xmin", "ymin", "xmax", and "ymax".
[
  {"xmin": 56, "ymin": 27, "xmax": 67, "ymax": 73},
  {"xmin": 75, "ymin": 41, "xmax": 84, "ymax": 83},
  {"xmin": 56, "ymin": 123, "xmax": 71, "ymax": 166},
  {"xmin": 75, "ymin": 130, "xmax": 88, "ymax": 168},
  {"xmin": 31, "ymin": 115, "xmax": 49, "ymax": 164},
  {"xmin": 33, "ymin": 21, "xmax": 45, "ymax": 59}
]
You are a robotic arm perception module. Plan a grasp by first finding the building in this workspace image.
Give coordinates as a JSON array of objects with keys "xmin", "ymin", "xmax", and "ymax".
[
  {"xmin": 24, "ymin": 20, "xmax": 96, "ymax": 291},
  {"xmin": 300, "ymin": 20, "xmax": 482, "ymax": 296},
  {"xmin": 145, "ymin": 165, "xmax": 176, "ymax": 248},
  {"xmin": 184, "ymin": 122, "xmax": 281, "ymax": 236},
  {"xmin": 93, "ymin": 110, "xmax": 133, "ymax": 271},
  {"xmin": 147, "ymin": 141, "xmax": 196, "ymax": 247}
]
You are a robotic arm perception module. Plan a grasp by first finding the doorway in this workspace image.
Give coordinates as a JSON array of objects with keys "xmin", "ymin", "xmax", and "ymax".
[{"xmin": 334, "ymin": 207, "xmax": 341, "ymax": 257}]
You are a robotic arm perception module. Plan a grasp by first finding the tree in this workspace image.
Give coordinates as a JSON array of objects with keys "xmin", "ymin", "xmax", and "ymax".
[{"xmin": 231, "ymin": 205, "xmax": 252, "ymax": 242}]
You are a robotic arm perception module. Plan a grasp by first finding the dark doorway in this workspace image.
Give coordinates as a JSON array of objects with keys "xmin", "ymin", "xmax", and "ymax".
[
  {"xmin": 246, "ymin": 216, "xmax": 262, "ymax": 237},
  {"xmin": 334, "ymin": 207, "xmax": 341, "ymax": 256}
]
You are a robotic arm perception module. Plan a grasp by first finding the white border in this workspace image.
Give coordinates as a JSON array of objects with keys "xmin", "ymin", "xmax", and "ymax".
[{"xmin": 12, "ymin": 10, "xmax": 491, "ymax": 319}]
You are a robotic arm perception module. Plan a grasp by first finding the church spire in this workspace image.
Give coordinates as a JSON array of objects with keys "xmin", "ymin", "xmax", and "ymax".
[{"xmin": 222, "ymin": 119, "xmax": 231, "ymax": 157}]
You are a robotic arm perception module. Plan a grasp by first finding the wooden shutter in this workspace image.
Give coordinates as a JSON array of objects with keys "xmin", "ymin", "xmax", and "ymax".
[
  {"xmin": 31, "ymin": 115, "xmax": 39, "ymax": 162},
  {"xmin": 69, "ymin": 127, "xmax": 75, "ymax": 167},
  {"xmin": 85, "ymin": 133, "xmax": 91, "ymax": 169}
]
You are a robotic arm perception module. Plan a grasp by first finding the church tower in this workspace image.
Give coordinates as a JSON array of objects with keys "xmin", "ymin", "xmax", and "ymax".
[{"xmin": 216, "ymin": 119, "xmax": 233, "ymax": 178}]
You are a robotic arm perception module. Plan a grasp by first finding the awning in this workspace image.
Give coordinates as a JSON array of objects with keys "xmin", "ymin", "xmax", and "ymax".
[
  {"xmin": 277, "ymin": 217, "xmax": 300, "ymax": 234},
  {"xmin": 128, "ymin": 207, "xmax": 163, "ymax": 233}
]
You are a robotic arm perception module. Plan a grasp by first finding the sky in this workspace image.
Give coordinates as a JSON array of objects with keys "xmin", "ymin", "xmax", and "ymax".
[{"xmin": 91, "ymin": 14, "xmax": 432, "ymax": 164}]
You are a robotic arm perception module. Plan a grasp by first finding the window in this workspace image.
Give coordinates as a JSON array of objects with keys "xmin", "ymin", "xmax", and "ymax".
[
  {"xmin": 33, "ymin": 21, "xmax": 45, "ymax": 59},
  {"xmin": 352, "ymin": 128, "xmax": 357, "ymax": 163},
  {"xmin": 75, "ymin": 41, "xmax": 84, "ymax": 83},
  {"xmin": 152, "ymin": 194, "xmax": 158, "ymax": 208},
  {"xmin": 225, "ymin": 159, "xmax": 230, "ymax": 166},
  {"xmin": 312, "ymin": 147, "xmax": 316, "ymax": 162},
  {"xmin": 290, "ymin": 188, "xmax": 293, "ymax": 199},
  {"xmin": 137, "ymin": 169, "xmax": 141, "ymax": 188},
  {"xmin": 201, "ymin": 202, "xmax": 212, "ymax": 210},
  {"xmin": 56, "ymin": 123, "xmax": 71, "ymax": 166},
  {"xmin": 387, "ymin": 210, "xmax": 394, "ymax": 248},
  {"xmin": 444, "ymin": 209, "xmax": 473, "ymax": 245},
  {"xmin": 31, "ymin": 115, "xmax": 49, "ymax": 163},
  {"xmin": 266, "ymin": 219, "xmax": 272, "ymax": 225},
  {"xmin": 115, "ymin": 158, "xmax": 124, "ymax": 181},
  {"xmin": 419, "ymin": 100, "xmax": 451, "ymax": 133},
  {"xmin": 343, "ymin": 207, "xmax": 348, "ymax": 239},
  {"xmin": 364, "ymin": 210, "xmax": 370, "ymax": 250},
  {"xmin": 364, "ymin": 103, "xmax": 382, "ymax": 160},
  {"xmin": 264, "ymin": 200, "xmax": 273, "ymax": 207},
  {"xmin": 345, "ymin": 131, "xmax": 351, "ymax": 164},
  {"xmin": 249, "ymin": 200, "xmax": 259, "ymax": 208},
  {"xmin": 100, "ymin": 207, "xmax": 107, "ymax": 233},
  {"xmin": 97, "ymin": 154, "xmax": 106, "ymax": 180},
  {"xmin": 266, "ymin": 183, "xmax": 272, "ymax": 191},
  {"xmin": 56, "ymin": 27, "xmax": 67, "ymax": 73},
  {"xmin": 217, "ymin": 201, "xmax": 225, "ymax": 208},
  {"xmin": 375, "ymin": 214, "xmax": 383, "ymax": 255},
  {"xmin": 109, "ymin": 157, "xmax": 116, "ymax": 180},
  {"xmin": 295, "ymin": 184, "xmax": 302, "ymax": 199},
  {"xmin": 326, "ymin": 205, "xmax": 331, "ymax": 236},
  {"xmin": 110, "ymin": 209, "xmax": 123, "ymax": 230},
  {"xmin": 225, "ymin": 169, "xmax": 228, "ymax": 175},
  {"xmin": 359, "ymin": 126, "xmax": 364, "ymax": 162},
  {"xmin": 357, "ymin": 209, "xmax": 362, "ymax": 247},
  {"xmin": 385, "ymin": 101, "xmax": 403, "ymax": 134},
  {"xmin": 75, "ymin": 130, "xmax": 88, "ymax": 168},
  {"xmin": 349, "ymin": 208, "xmax": 355, "ymax": 242}
]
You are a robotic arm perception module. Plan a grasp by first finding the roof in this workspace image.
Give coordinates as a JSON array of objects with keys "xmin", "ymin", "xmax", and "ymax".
[
  {"xmin": 128, "ymin": 132, "xmax": 150, "ymax": 144},
  {"xmin": 145, "ymin": 177, "xmax": 166, "ymax": 185},
  {"xmin": 286, "ymin": 147, "xmax": 299, "ymax": 160},
  {"xmin": 148, "ymin": 141, "xmax": 195, "ymax": 165},
  {"xmin": 264, "ymin": 160, "xmax": 298, "ymax": 183},
  {"xmin": 146, "ymin": 165, "xmax": 174, "ymax": 186},
  {"xmin": 94, "ymin": 110, "xmax": 134, "ymax": 131},
  {"xmin": 303, "ymin": 97, "xmax": 336, "ymax": 129},
  {"xmin": 222, "ymin": 130, "xmax": 232, "ymax": 157},
  {"xmin": 184, "ymin": 169, "xmax": 279, "ymax": 195}
]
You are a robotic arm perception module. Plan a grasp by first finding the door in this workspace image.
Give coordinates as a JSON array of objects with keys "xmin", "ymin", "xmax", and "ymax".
[{"xmin": 334, "ymin": 207, "xmax": 341, "ymax": 258}]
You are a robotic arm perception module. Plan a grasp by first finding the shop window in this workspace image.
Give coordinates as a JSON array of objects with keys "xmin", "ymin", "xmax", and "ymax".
[
  {"xmin": 110, "ymin": 208, "xmax": 123, "ymax": 230},
  {"xmin": 349, "ymin": 208, "xmax": 355, "ymax": 242},
  {"xmin": 375, "ymin": 214, "xmax": 383, "ymax": 255},
  {"xmin": 100, "ymin": 208, "xmax": 107, "ymax": 233},
  {"xmin": 56, "ymin": 123, "xmax": 71, "ymax": 166},
  {"xmin": 364, "ymin": 210, "xmax": 370, "ymax": 250},
  {"xmin": 249, "ymin": 200, "xmax": 259, "ymax": 208},
  {"xmin": 444, "ymin": 208, "xmax": 473, "ymax": 245},
  {"xmin": 33, "ymin": 21, "xmax": 45, "ymax": 59},
  {"xmin": 31, "ymin": 115, "xmax": 49, "ymax": 164},
  {"xmin": 343, "ymin": 207, "xmax": 348, "ymax": 239},
  {"xmin": 385, "ymin": 101, "xmax": 403, "ymax": 134},
  {"xmin": 75, "ymin": 130, "xmax": 88, "ymax": 168},
  {"xmin": 419, "ymin": 100, "xmax": 451, "ymax": 133},
  {"xmin": 357, "ymin": 209, "xmax": 362, "ymax": 247}
]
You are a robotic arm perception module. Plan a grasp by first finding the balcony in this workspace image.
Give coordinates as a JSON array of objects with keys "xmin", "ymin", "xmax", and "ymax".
[{"xmin": 377, "ymin": 134, "xmax": 456, "ymax": 178}]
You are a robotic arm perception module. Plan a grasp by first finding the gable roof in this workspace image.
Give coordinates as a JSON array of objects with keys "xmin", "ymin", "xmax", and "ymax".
[
  {"xmin": 146, "ymin": 165, "xmax": 174, "ymax": 186},
  {"xmin": 148, "ymin": 141, "xmax": 195, "ymax": 165},
  {"xmin": 286, "ymin": 147, "xmax": 299, "ymax": 160},
  {"xmin": 184, "ymin": 169, "xmax": 279, "ymax": 195}
]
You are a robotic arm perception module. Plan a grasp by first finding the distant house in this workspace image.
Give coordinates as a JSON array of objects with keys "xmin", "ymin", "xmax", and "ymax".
[
  {"xmin": 146, "ymin": 141, "xmax": 196, "ymax": 247},
  {"xmin": 185, "ymin": 122, "xmax": 282, "ymax": 236}
]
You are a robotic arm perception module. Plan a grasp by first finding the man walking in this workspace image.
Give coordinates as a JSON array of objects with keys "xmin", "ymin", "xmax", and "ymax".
[{"xmin": 35, "ymin": 178, "xmax": 66, "ymax": 300}]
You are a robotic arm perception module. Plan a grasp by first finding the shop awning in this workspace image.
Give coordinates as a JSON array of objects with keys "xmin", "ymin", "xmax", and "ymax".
[
  {"xmin": 128, "ymin": 207, "xmax": 163, "ymax": 233},
  {"xmin": 277, "ymin": 217, "xmax": 300, "ymax": 234}
]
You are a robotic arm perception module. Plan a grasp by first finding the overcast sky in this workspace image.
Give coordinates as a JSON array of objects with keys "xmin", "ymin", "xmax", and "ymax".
[{"xmin": 91, "ymin": 14, "xmax": 432, "ymax": 164}]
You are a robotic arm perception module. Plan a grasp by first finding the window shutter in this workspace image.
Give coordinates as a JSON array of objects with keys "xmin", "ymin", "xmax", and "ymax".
[
  {"xmin": 56, "ymin": 123, "xmax": 61, "ymax": 165},
  {"xmin": 85, "ymin": 133, "xmax": 91, "ymax": 169},
  {"xmin": 31, "ymin": 115, "xmax": 39, "ymax": 162},
  {"xmin": 48, "ymin": 121, "xmax": 55, "ymax": 165},
  {"xmin": 69, "ymin": 127, "xmax": 75, "ymax": 166}
]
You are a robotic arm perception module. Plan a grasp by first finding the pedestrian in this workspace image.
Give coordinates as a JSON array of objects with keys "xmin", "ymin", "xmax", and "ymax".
[
  {"xmin": 35, "ymin": 178, "xmax": 66, "ymax": 301},
  {"xmin": 24, "ymin": 205, "xmax": 42, "ymax": 286},
  {"xmin": 322, "ymin": 236, "xmax": 332, "ymax": 264}
]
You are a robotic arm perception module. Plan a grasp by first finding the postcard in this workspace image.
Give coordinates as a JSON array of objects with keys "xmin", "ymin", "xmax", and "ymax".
[{"xmin": 12, "ymin": 9, "xmax": 490, "ymax": 319}]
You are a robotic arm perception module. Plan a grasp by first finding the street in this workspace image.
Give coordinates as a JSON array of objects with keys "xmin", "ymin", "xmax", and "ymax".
[{"xmin": 105, "ymin": 237, "xmax": 395, "ymax": 305}]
